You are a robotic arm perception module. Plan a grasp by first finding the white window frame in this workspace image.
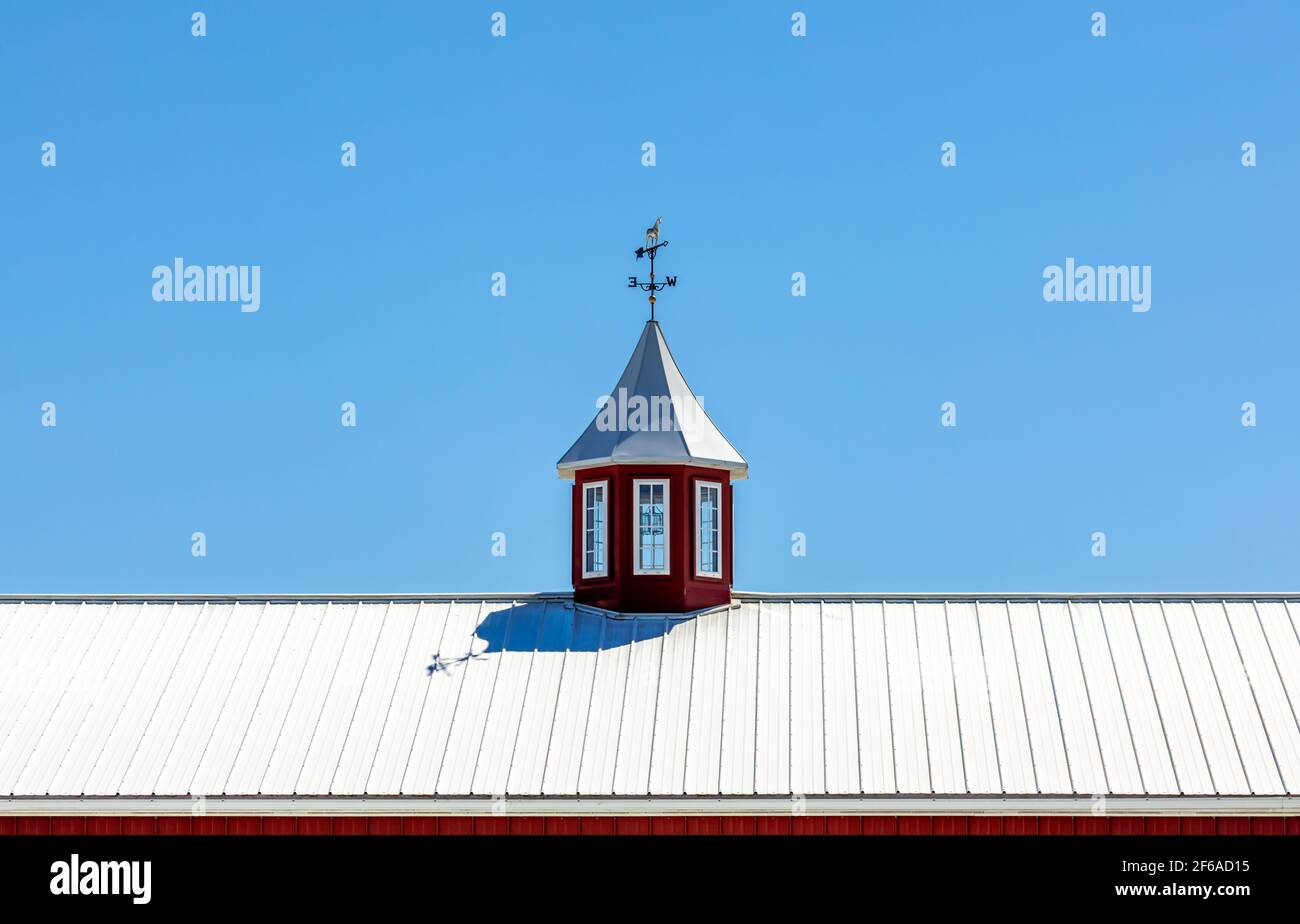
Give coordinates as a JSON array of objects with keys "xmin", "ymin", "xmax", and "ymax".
[
  {"xmin": 632, "ymin": 478, "xmax": 670, "ymax": 575},
  {"xmin": 581, "ymin": 480, "xmax": 609, "ymax": 579},
  {"xmin": 695, "ymin": 480, "xmax": 722, "ymax": 578}
]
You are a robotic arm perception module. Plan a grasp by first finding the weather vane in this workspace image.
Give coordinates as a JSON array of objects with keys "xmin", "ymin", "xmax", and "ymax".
[{"xmin": 628, "ymin": 216, "xmax": 676, "ymax": 321}]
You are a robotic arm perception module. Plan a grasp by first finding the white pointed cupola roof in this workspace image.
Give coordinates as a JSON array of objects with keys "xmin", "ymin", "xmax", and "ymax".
[{"xmin": 557, "ymin": 320, "xmax": 748, "ymax": 479}]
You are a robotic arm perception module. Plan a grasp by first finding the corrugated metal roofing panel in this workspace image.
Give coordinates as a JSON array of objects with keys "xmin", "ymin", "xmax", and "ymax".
[
  {"xmin": 685, "ymin": 607, "xmax": 728, "ymax": 794},
  {"xmin": 821, "ymin": 602, "xmax": 860, "ymax": 795},
  {"xmin": 611, "ymin": 617, "xmax": 665, "ymax": 795},
  {"xmin": 186, "ymin": 601, "xmax": 296, "ymax": 797},
  {"xmin": 577, "ymin": 617, "xmax": 633, "ymax": 794},
  {"xmin": 364, "ymin": 602, "xmax": 453, "ymax": 794},
  {"xmin": 976, "ymin": 602, "xmax": 1036, "ymax": 793},
  {"xmin": 1130, "ymin": 601, "xmax": 1214, "ymax": 793},
  {"xmin": 144, "ymin": 602, "xmax": 236, "ymax": 795},
  {"xmin": 255, "ymin": 603, "xmax": 348, "ymax": 795},
  {"xmin": 1037, "ymin": 601, "xmax": 1108, "ymax": 795},
  {"xmin": 330, "ymin": 601, "xmax": 423, "ymax": 795},
  {"xmin": 301, "ymin": 602, "xmax": 392, "ymax": 795},
  {"xmin": 1223, "ymin": 602, "xmax": 1299, "ymax": 791},
  {"xmin": 504, "ymin": 605, "xmax": 571, "ymax": 795},
  {"xmin": 945, "ymin": 602, "xmax": 1000, "ymax": 794},
  {"xmin": 48, "ymin": 603, "xmax": 150, "ymax": 795},
  {"xmin": 0, "ymin": 603, "xmax": 96, "ymax": 790},
  {"xmin": 0, "ymin": 603, "xmax": 102, "ymax": 794},
  {"xmin": 402, "ymin": 601, "xmax": 486, "ymax": 794},
  {"xmin": 2, "ymin": 595, "xmax": 1297, "ymax": 802},
  {"xmin": 1256, "ymin": 602, "xmax": 1300, "ymax": 780},
  {"xmin": 434, "ymin": 602, "xmax": 505, "ymax": 796},
  {"xmin": 915, "ymin": 602, "xmax": 964, "ymax": 794},
  {"xmin": 719, "ymin": 603, "xmax": 759, "ymax": 795},
  {"xmin": 113, "ymin": 604, "xmax": 232, "ymax": 796},
  {"xmin": 753, "ymin": 601, "xmax": 790, "ymax": 795},
  {"xmin": 1067, "ymin": 602, "xmax": 1143, "ymax": 794},
  {"xmin": 539, "ymin": 608, "xmax": 602, "ymax": 795},
  {"xmin": 0, "ymin": 602, "xmax": 77, "ymax": 754},
  {"xmin": 788, "ymin": 602, "xmax": 826, "ymax": 795},
  {"xmin": 852, "ymin": 602, "xmax": 895, "ymax": 794},
  {"xmin": 221, "ymin": 603, "xmax": 316, "ymax": 796},
  {"xmin": 646, "ymin": 616, "xmax": 694, "ymax": 794},
  {"xmin": 1161, "ymin": 601, "xmax": 1249, "ymax": 794},
  {"xmin": 1008, "ymin": 602, "xmax": 1071, "ymax": 793},
  {"xmin": 1190, "ymin": 602, "xmax": 1280, "ymax": 793},
  {"xmin": 470, "ymin": 602, "xmax": 545, "ymax": 796},
  {"xmin": 885, "ymin": 602, "xmax": 928, "ymax": 793},
  {"xmin": 85, "ymin": 602, "xmax": 196, "ymax": 796}
]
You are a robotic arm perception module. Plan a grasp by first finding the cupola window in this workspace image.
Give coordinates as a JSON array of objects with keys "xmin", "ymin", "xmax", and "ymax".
[
  {"xmin": 582, "ymin": 481, "xmax": 608, "ymax": 578},
  {"xmin": 633, "ymin": 478, "xmax": 669, "ymax": 574},
  {"xmin": 696, "ymin": 481, "xmax": 721, "ymax": 578}
]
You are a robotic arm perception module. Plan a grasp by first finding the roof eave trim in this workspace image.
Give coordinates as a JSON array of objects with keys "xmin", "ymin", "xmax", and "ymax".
[
  {"xmin": 2, "ymin": 795, "xmax": 1294, "ymax": 816},
  {"xmin": 556, "ymin": 457, "xmax": 749, "ymax": 480}
]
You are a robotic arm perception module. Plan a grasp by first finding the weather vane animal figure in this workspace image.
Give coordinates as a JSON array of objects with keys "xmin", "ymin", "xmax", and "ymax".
[{"xmin": 645, "ymin": 216, "xmax": 662, "ymax": 248}]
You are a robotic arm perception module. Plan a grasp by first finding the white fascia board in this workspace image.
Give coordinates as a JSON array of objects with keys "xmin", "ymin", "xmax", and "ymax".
[
  {"xmin": 2, "ymin": 795, "xmax": 1295, "ymax": 816},
  {"xmin": 556, "ymin": 457, "xmax": 749, "ymax": 480}
]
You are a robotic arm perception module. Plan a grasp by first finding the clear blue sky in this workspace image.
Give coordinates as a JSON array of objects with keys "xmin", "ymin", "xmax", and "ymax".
[{"xmin": 2, "ymin": 2, "xmax": 1297, "ymax": 594}]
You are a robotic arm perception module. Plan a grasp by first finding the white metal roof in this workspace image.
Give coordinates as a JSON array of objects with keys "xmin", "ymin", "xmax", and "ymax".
[
  {"xmin": 556, "ymin": 320, "xmax": 748, "ymax": 479},
  {"xmin": 0, "ymin": 595, "xmax": 1297, "ymax": 809}
]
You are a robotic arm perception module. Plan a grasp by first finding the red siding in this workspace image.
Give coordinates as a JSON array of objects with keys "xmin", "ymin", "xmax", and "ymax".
[
  {"xmin": 721, "ymin": 816, "xmax": 756, "ymax": 835},
  {"xmin": 686, "ymin": 816, "xmax": 721, "ymax": 835},
  {"xmin": 157, "ymin": 817, "xmax": 193, "ymax": 835},
  {"xmin": 333, "ymin": 817, "xmax": 368, "ymax": 835},
  {"xmin": 122, "ymin": 817, "xmax": 157, "ymax": 835},
  {"xmin": 193, "ymin": 817, "xmax": 226, "ymax": 835},
  {"xmin": 572, "ymin": 464, "xmax": 734, "ymax": 614},
  {"xmin": 617, "ymin": 817, "xmax": 652, "ymax": 835},
  {"xmin": 509, "ymin": 817, "xmax": 545, "ymax": 835},
  {"xmin": 226, "ymin": 817, "xmax": 262, "ymax": 835},
  {"xmin": 1108, "ymin": 817, "xmax": 1145, "ymax": 835},
  {"xmin": 51, "ymin": 816, "xmax": 86, "ymax": 835},
  {"xmin": 793, "ymin": 816, "xmax": 827, "ymax": 835},
  {"xmin": 1252, "ymin": 817, "xmax": 1285, "ymax": 835},
  {"xmin": 651, "ymin": 817, "xmax": 685, "ymax": 835},
  {"xmin": 474, "ymin": 817, "xmax": 509, "ymax": 835},
  {"xmin": 18, "ymin": 817, "xmax": 50, "ymax": 835},
  {"xmin": 825, "ymin": 816, "xmax": 862, "ymax": 835},
  {"xmin": 1003, "ymin": 817, "xmax": 1038, "ymax": 835},
  {"xmin": 898, "ymin": 816, "xmax": 932, "ymax": 835},
  {"xmin": 1074, "ymin": 816, "xmax": 1108, "ymax": 835}
]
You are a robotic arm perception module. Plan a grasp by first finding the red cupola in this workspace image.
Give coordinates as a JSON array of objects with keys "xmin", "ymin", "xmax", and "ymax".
[{"xmin": 557, "ymin": 319, "xmax": 747, "ymax": 614}]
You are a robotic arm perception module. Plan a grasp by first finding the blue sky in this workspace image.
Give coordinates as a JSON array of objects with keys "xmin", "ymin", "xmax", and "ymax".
[{"xmin": 1, "ymin": 2, "xmax": 1297, "ymax": 594}]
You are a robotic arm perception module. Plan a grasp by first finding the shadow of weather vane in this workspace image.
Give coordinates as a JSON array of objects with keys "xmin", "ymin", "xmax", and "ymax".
[
  {"xmin": 426, "ymin": 650, "xmax": 487, "ymax": 676},
  {"xmin": 628, "ymin": 216, "xmax": 677, "ymax": 321}
]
